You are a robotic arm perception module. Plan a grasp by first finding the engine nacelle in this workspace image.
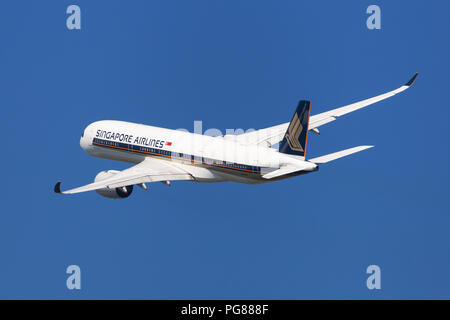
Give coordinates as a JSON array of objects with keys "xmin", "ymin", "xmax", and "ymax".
[{"xmin": 94, "ymin": 170, "xmax": 133, "ymax": 199}]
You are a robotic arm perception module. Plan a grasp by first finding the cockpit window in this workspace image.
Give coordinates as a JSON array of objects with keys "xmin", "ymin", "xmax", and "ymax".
[{"xmin": 81, "ymin": 131, "xmax": 84, "ymax": 138}]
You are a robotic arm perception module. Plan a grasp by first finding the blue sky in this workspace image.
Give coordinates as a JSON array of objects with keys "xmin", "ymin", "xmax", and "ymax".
[{"xmin": 0, "ymin": 1, "xmax": 449, "ymax": 299}]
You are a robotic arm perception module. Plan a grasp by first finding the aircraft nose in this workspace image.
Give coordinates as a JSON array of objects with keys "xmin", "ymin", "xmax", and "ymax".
[
  {"xmin": 80, "ymin": 128, "xmax": 90, "ymax": 151},
  {"xmin": 80, "ymin": 135, "xmax": 86, "ymax": 150}
]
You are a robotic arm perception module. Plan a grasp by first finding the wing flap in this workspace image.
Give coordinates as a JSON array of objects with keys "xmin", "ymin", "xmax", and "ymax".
[{"xmin": 106, "ymin": 173, "xmax": 192, "ymax": 189}]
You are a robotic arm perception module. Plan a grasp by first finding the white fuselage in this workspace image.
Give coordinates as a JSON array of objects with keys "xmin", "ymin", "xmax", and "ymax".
[{"xmin": 79, "ymin": 120, "xmax": 316, "ymax": 184}]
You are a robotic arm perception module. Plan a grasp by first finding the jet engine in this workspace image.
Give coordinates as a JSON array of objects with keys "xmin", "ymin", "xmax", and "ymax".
[{"xmin": 94, "ymin": 170, "xmax": 133, "ymax": 199}]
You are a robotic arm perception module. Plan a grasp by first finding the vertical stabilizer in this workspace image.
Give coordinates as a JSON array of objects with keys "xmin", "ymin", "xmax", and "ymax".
[{"xmin": 279, "ymin": 100, "xmax": 311, "ymax": 157}]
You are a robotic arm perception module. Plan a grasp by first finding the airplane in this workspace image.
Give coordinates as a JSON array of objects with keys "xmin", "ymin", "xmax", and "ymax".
[{"xmin": 55, "ymin": 73, "xmax": 418, "ymax": 199}]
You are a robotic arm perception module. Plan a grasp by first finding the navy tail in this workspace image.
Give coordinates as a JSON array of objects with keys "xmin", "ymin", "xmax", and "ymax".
[{"xmin": 279, "ymin": 100, "xmax": 311, "ymax": 157}]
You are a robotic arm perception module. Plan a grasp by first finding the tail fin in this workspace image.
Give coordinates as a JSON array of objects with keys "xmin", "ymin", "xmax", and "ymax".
[{"xmin": 279, "ymin": 100, "xmax": 311, "ymax": 157}]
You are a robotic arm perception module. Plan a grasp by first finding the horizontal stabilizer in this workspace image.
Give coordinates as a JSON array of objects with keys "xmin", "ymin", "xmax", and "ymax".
[
  {"xmin": 308, "ymin": 145, "xmax": 374, "ymax": 164},
  {"xmin": 262, "ymin": 165, "xmax": 303, "ymax": 179},
  {"xmin": 262, "ymin": 161, "xmax": 317, "ymax": 179}
]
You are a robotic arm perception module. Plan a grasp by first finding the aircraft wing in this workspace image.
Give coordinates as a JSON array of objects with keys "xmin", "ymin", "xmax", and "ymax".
[
  {"xmin": 225, "ymin": 73, "xmax": 418, "ymax": 147},
  {"xmin": 54, "ymin": 157, "xmax": 194, "ymax": 194},
  {"xmin": 308, "ymin": 73, "xmax": 418, "ymax": 131}
]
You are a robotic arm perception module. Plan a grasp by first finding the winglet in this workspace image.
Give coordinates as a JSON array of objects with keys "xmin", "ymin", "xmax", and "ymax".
[
  {"xmin": 54, "ymin": 182, "xmax": 62, "ymax": 194},
  {"xmin": 405, "ymin": 73, "xmax": 419, "ymax": 87}
]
